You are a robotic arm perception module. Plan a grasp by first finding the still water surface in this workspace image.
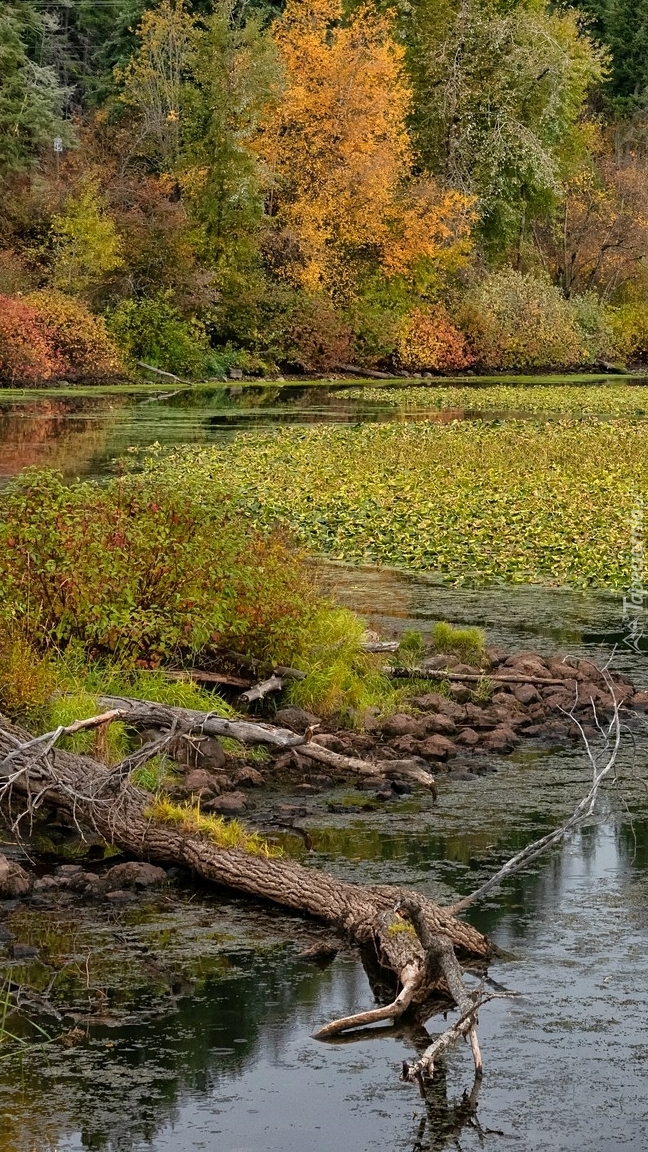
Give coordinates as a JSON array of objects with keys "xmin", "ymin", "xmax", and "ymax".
[{"xmin": 1, "ymin": 381, "xmax": 647, "ymax": 1150}]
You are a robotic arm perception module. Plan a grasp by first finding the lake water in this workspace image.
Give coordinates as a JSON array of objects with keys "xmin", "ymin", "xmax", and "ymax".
[{"xmin": 1, "ymin": 378, "xmax": 647, "ymax": 1151}]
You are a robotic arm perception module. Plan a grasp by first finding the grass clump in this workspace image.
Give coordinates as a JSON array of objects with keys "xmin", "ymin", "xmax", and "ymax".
[
  {"xmin": 432, "ymin": 622, "xmax": 486, "ymax": 666},
  {"xmin": 0, "ymin": 631, "xmax": 56, "ymax": 719},
  {"xmin": 131, "ymin": 756, "xmax": 179, "ymax": 793},
  {"xmin": 285, "ymin": 607, "xmax": 396, "ymax": 723},
  {"xmin": 41, "ymin": 691, "xmax": 130, "ymax": 761},
  {"xmin": 149, "ymin": 798, "xmax": 282, "ymax": 858}
]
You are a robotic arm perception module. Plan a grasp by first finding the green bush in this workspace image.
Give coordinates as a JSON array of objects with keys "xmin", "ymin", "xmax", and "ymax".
[
  {"xmin": 569, "ymin": 293, "xmax": 617, "ymax": 363},
  {"xmin": 0, "ymin": 469, "xmax": 322, "ymax": 666},
  {"xmin": 461, "ymin": 270, "xmax": 587, "ymax": 369},
  {"xmin": 107, "ymin": 293, "xmax": 210, "ymax": 377},
  {"xmin": 606, "ymin": 303, "xmax": 648, "ymax": 362}
]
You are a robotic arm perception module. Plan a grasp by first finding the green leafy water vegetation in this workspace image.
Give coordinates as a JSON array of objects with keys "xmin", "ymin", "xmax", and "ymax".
[
  {"xmin": 337, "ymin": 382, "xmax": 648, "ymax": 414},
  {"xmin": 155, "ymin": 420, "xmax": 648, "ymax": 588}
]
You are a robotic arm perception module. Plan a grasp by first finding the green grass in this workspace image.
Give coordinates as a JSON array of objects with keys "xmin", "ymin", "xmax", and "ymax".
[
  {"xmin": 156, "ymin": 419, "xmax": 648, "ymax": 588},
  {"xmin": 432, "ymin": 622, "xmax": 486, "ymax": 665},
  {"xmin": 336, "ymin": 382, "xmax": 648, "ymax": 414},
  {"xmin": 149, "ymin": 798, "xmax": 282, "ymax": 857}
]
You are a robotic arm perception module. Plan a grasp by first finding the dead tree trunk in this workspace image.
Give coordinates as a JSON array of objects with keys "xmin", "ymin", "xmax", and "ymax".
[{"xmin": 0, "ymin": 713, "xmax": 488, "ymax": 1026}]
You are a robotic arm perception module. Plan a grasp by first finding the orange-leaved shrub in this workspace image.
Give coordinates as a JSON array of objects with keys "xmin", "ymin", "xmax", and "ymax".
[
  {"xmin": 461, "ymin": 270, "xmax": 587, "ymax": 369},
  {"xmin": 396, "ymin": 306, "xmax": 474, "ymax": 372},
  {"xmin": 0, "ymin": 295, "xmax": 63, "ymax": 384},
  {"xmin": 26, "ymin": 291, "xmax": 123, "ymax": 380}
]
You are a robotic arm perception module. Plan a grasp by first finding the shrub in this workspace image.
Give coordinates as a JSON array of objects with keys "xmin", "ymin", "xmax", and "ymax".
[
  {"xmin": 0, "ymin": 469, "xmax": 323, "ymax": 666},
  {"xmin": 26, "ymin": 290, "xmax": 123, "ymax": 379},
  {"xmin": 606, "ymin": 303, "xmax": 648, "ymax": 362},
  {"xmin": 396, "ymin": 305, "xmax": 474, "ymax": 372},
  {"xmin": 0, "ymin": 628, "xmax": 57, "ymax": 718},
  {"xmin": 461, "ymin": 270, "xmax": 587, "ymax": 369},
  {"xmin": 107, "ymin": 293, "xmax": 210, "ymax": 377},
  {"xmin": 0, "ymin": 295, "xmax": 62, "ymax": 384},
  {"xmin": 569, "ymin": 293, "xmax": 617, "ymax": 363},
  {"xmin": 285, "ymin": 295, "xmax": 353, "ymax": 372}
]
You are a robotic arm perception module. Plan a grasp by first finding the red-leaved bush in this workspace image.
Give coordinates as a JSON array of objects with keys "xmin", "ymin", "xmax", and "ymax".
[
  {"xmin": 0, "ymin": 292, "xmax": 123, "ymax": 385},
  {"xmin": 0, "ymin": 296, "xmax": 63, "ymax": 384}
]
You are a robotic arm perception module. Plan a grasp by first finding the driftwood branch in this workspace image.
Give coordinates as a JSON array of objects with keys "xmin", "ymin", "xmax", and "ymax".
[
  {"xmin": 136, "ymin": 362, "xmax": 193, "ymax": 385},
  {"xmin": 298, "ymin": 741, "xmax": 437, "ymax": 792},
  {"xmin": 239, "ymin": 675, "xmax": 285, "ymax": 704},
  {"xmin": 389, "ymin": 668, "xmax": 574, "ymax": 687},
  {"xmin": 450, "ymin": 676, "xmax": 622, "ymax": 916},
  {"xmin": 96, "ymin": 696, "xmax": 304, "ymax": 748}
]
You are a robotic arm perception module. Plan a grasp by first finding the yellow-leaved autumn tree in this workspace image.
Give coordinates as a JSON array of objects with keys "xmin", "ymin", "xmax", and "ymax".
[{"xmin": 254, "ymin": 0, "xmax": 475, "ymax": 296}]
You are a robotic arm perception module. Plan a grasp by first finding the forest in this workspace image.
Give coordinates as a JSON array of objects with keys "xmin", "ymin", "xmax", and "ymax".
[{"xmin": 4, "ymin": 0, "xmax": 648, "ymax": 381}]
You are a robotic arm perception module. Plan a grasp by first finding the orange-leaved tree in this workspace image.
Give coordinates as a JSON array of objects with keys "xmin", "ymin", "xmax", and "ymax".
[{"xmin": 254, "ymin": 0, "xmax": 475, "ymax": 297}]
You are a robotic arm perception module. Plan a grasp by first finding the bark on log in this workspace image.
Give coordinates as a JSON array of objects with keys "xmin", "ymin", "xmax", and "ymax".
[
  {"xmin": 96, "ymin": 696, "xmax": 304, "ymax": 748},
  {"xmin": 0, "ymin": 715, "xmax": 488, "ymax": 970},
  {"xmin": 239, "ymin": 675, "xmax": 285, "ymax": 704}
]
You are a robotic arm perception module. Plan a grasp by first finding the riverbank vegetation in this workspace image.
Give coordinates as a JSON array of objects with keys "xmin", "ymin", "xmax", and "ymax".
[
  {"xmin": 153, "ymin": 420, "xmax": 648, "ymax": 586},
  {"xmin": 3, "ymin": 0, "xmax": 648, "ymax": 382},
  {"xmin": 0, "ymin": 467, "xmax": 421, "ymax": 730},
  {"xmin": 339, "ymin": 381, "xmax": 648, "ymax": 415}
]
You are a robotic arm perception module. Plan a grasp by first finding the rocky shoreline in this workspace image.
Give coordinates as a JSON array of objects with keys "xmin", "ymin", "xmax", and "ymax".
[{"xmin": 0, "ymin": 645, "xmax": 643, "ymax": 922}]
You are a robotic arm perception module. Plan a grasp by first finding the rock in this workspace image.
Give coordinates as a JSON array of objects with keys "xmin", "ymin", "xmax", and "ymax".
[
  {"xmin": 274, "ymin": 707, "xmax": 321, "ymax": 734},
  {"xmin": 106, "ymin": 889, "xmax": 132, "ymax": 902},
  {"xmin": 504, "ymin": 652, "xmax": 550, "ymax": 675},
  {"xmin": 436, "ymin": 699, "xmax": 468, "ymax": 721},
  {"xmin": 232, "ymin": 766, "xmax": 265, "ymax": 787},
  {"xmin": 453, "ymin": 663, "xmax": 480, "ymax": 676},
  {"xmin": 417, "ymin": 734, "xmax": 458, "ymax": 761},
  {"xmin": 423, "ymin": 713, "xmax": 457, "ymax": 737},
  {"xmin": 102, "ymin": 862, "xmax": 167, "ymax": 890},
  {"xmin": 487, "ymin": 647, "xmax": 508, "ymax": 667},
  {"xmin": 425, "ymin": 654, "xmax": 459, "ymax": 670},
  {"xmin": 0, "ymin": 855, "xmax": 31, "ymax": 899},
  {"xmin": 298, "ymin": 940, "xmax": 340, "ymax": 963},
  {"xmin": 455, "ymin": 727, "xmax": 481, "ymax": 748},
  {"xmin": 448, "ymin": 683, "xmax": 471, "ymax": 703},
  {"xmin": 380, "ymin": 714, "xmax": 425, "ymax": 739},
  {"xmin": 32, "ymin": 876, "xmax": 59, "ymax": 893},
  {"xmin": 409, "ymin": 692, "xmax": 444, "ymax": 712},
  {"xmin": 183, "ymin": 768, "xmax": 220, "ymax": 797},
  {"xmin": 464, "ymin": 704, "xmax": 496, "ymax": 730},
  {"xmin": 632, "ymin": 691, "xmax": 648, "ymax": 711},
  {"xmin": 389, "ymin": 734, "xmax": 423, "ymax": 757},
  {"xmin": 210, "ymin": 790, "xmax": 248, "ymax": 815},
  {"xmin": 310, "ymin": 732, "xmax": 350, "ymax": 753},
  {"xmin": 171, "ymin": 734, "xmax": 227, "ymax": 771},
  {"xmin": 514, "ymin": 683, "xmax": 542, "ymax": 706},
  {"xmin": 11, "ymin": 943, "xmax": 39, "ymax": 960},
  {"xmin": 479, "ymin": 726, "xmax": 520, "ymax": 753},
  {"xmin": 542, "ymin": 691, "xmax": 573, "ymax": 711}
]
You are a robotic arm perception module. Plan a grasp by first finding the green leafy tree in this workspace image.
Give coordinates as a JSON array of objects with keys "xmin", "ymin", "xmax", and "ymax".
[
  {"xmin": 50, "ymin": 179, "xmax": 123, "ymax": 296},
  {"xmin": 180, "ymin": 2, "xmax": 281, "ymax": 274},
  {"xmin": 407, "ymin": 0, "xmax": 607, "ymax": 251}
]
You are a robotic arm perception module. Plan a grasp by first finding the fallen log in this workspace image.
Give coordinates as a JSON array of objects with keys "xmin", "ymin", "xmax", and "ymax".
[
  {"xmin": 0, "ymin": 711, "xmax": 487, "ymax": 1047},
  {"xmin": 389, "ymin": 667, "xmax": 592, "ymax": 688},
  {"xmin": 239, "ymin": 674, "xmax": 285, "ymax": 705},
  {"xmin": 298, "ymin": 741, "xmax": 436, "ymax": 792},
  {"xmin": 96, "ymin": 696, "xmax": 304, "ymax": 748},
  {"xmin": 162, "ymin": 670, "xmax": 252, "ymax": 688}
]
